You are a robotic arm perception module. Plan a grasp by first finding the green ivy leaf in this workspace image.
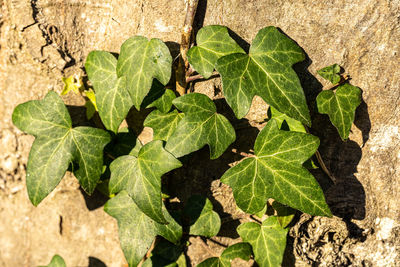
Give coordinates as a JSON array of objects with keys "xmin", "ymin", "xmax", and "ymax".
[
  {"xmin": 109, "ymin": 140, "xmax": 182, "ymax": 223},
  {"xmin": 85, "ymin": 51, "xmax": 132, "ymax": 133},
  {"xmin": 117, "ymin": 36, "xmax": 172, "ymax": 109},
  {"xmin": 165, "ymin": 93, "xmax": 236, "ymax": 159},
  {"xmin": 12, "ymin": 91, "xmax": 110, "ymax": 205},
  {"xmin": 147, "ymin": 89, "xmax": 176, "ymax": 113},
  {"xmin": 316, "ymin": 83, "xmax": 361, "ymax": 140},
  {"xmin": 269, "ymin": 106, "xmax": 306, "ymax": 133},
  {"xmin": 237, "ymin": 216, "xmax": 288, "ymax": 267},
  {"xmin": 216, "ymin": 26, "xmax": 310, "ymax": 125},
  {"xmin": 144, "ymin": 110, "xmax": 184, "ymax": 141},
  {"xmin": 187, "ymin": 25, "xmax": 245, "ymax": 79},
  {"xmin": 272, "ymin": 201, "xmax": 296, "ymax": 228},
  {"xmin": 38, "ymin": 255, "xmax": 66, "ymax": 267},
  {"xmin": 268, "ymin": 107, "xmax": 318, "ymax": 169},
  {"xmin": 197, "ymin": 242, "xmax": 253, "ymax": 267},
  {"xmin": 221, "ymin": 120, "xmax": 331, "ymax": 216},
  {"xmin": 184, "ymin": 195, "xmax": 221, "ymax": 237},
  {"xmin": 104, "ymin": 191, "xmax": 157, "ymax": 267},
  {"xmin": 317, "ymin": 64, "xmax": 341, "ymax": 84}
]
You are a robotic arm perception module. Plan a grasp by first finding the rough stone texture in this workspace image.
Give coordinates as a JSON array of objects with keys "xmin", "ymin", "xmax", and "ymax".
[{"xmin": 1, "ymin": 0, "xmax": 399, "ymax": 266}]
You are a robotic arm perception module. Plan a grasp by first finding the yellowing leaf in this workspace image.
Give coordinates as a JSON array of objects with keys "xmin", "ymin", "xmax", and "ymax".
[{"xmin": 61, "ymin": 75, "xmax": 84, "ymax": 95}]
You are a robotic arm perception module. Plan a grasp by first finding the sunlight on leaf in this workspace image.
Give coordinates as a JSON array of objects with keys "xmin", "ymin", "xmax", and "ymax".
[
  {"xmin": 316, "ymin": 83, "xmax": 361, "ymax": 140},
  {"xmin": 216, "ymin": 26, "xmax": 310, "ymax": 125},
  {"xmin": 165, "ymin": 93, "xmax": 235, "ymax": 159},
  {"xmin": 12, "ymin": 91, "xmax": 110, "ymax": 205},
  {"xmin": 221, "ymin": 120, "xmax": 331, "ymax": 216}
]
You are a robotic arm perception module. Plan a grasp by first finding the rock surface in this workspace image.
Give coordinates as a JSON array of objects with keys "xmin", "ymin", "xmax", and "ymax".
[{"xmin": 1, "ymin": 0, "xmax": 399, "ymax": 266}]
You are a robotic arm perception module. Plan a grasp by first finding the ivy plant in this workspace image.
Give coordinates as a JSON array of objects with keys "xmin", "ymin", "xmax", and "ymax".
[{"xmin": 13, "ymin": 21, "xmax": 362, "ymax": 267}]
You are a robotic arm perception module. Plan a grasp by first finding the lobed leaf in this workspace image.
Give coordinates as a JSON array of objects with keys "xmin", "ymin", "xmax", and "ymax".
[
  {"xmin": 85, "ymin": 51, "xmax": 132, "ymax": 133},
  {"xmin": 12, "ymin": 91, "xmax": 110, "ymax": 205},
  {"xmin": 221, "ymin": 120, "xmax": 331, "ymax": 216},
  {"xmin": 317, "ymin": 64, "xmax": 341, "ymax": 84},
  {"xmin": 109, "ymin": 140, "xmax": 182, "ymax": 223},
  {"xmin": 316, "ymin": 83, "xmax": 361, "ymax": 140},
  {"xmin": 117, "ymin": 36, "xmax": 172, "ymax": 109},
  {"xmin": 216, "ymin": 26, "xmax": 310, "ymax": 125},
  {"xmin": 237, "ymin": 216, "xmax": 288, "ymax": 267},
  {"xmin": 184, "ymin": 195, "xmax": 221, "ymax": 237},
  {"xmin": 187, "ymin": 25, "xmax": 245, "ymax": 79},
  {"xmin": 165, "ymin": 93, "xmax": 236, "ymax": 159}
]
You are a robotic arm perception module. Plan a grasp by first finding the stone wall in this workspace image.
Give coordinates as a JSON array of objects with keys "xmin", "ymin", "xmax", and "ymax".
[{"xmin": 1, "ymin": 0, "xmax": 399, "ymax": 266}]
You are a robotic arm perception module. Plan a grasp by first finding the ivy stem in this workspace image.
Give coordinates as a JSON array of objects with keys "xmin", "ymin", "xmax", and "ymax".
[
  {"xmin": 305, "ymin": 126, "xmax": 337, "ymax": 184},
  {"xmin": 139, "ymin": 238, "xmax": 157, "ymax": 266},
  {"xmin": 186, "ymin": 71, "xmax": 220, "ymax": 83},
  {"xmin": 314, "ymin": 150, "xmax": 337, "ymax": 184},
  {"xmin": 176, "ymin": 0, "xmax": 199, "ymax": 95}
]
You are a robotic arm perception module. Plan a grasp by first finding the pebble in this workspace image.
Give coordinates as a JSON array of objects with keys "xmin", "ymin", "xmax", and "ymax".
[
  {"xmin": 0, "ymin": 129, "xmax": 17, "ymax": 156},
  {"xmin": 1, "ymin": 156, "xmax": 19, "ymax": 174}
]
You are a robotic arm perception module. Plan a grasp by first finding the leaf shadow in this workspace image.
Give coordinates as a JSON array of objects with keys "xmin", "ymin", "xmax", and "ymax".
[
  {"xmin": 88, "ymin": 256, "xmax": 107, "ymax": 267},
  {"xmin": 276, "ymin": 28, "xmax": 369, "ymax": 224},
  {"xmin": 80, "ymin": 188, "xmax": 109, "ymax": 211}
]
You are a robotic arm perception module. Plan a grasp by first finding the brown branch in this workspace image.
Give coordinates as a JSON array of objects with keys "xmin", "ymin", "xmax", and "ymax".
[
  {"xmin": 305, "ymin": 126, "xmax": 337, "ymax": 184},
  {"xmin": 138, "ymin": 238, "xmax": 157, "ymax": 266},
  {"xmin": 325, "ymin": 75, "xmax": 350, "ymax": 91},
  {"xmin": 186, "ymin": 74, "xmax": 203, "ymax": 83},
  {"xmin": 176, "ymin": 0, "xmax": 199, "ymax": 95},
  {"xmin": 314, "ymin": 149, "xmax": 337, "ymax": 183},
  {"xmin": 186, "ymin": 71, "xmax": 220, "ymax": 83}
]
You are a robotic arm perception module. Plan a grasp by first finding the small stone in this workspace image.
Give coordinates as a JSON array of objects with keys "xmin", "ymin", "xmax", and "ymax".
[
  {"xmin": 0, "ymin": 130, "xmax": 17, "ymax": 157},
  {"xmin": 1, "ymin": 156, "xmax": 19, "ymax": 174},
  {"xmin": 10, "ymin": 185, "xmax": 23, "ymax": 194}
]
